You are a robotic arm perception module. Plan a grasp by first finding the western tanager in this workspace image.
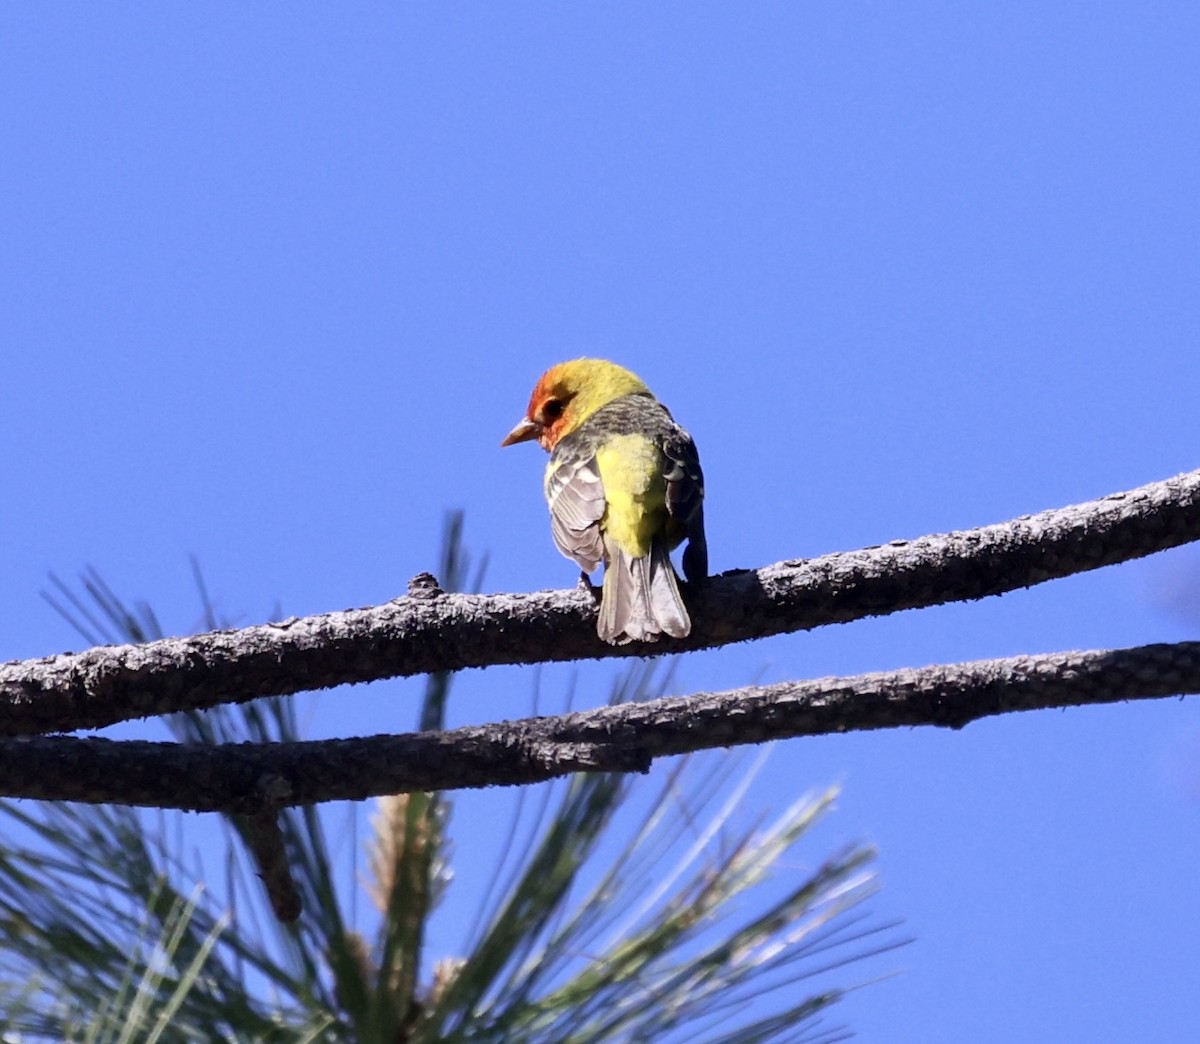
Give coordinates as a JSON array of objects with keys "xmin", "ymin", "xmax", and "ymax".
[{"xmin": 502, "ymin": 358, "xmax": 707, "ymax": 644}]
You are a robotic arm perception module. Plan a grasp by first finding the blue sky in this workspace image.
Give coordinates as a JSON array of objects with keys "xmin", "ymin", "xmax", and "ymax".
[{"xmin": 3, "ymin": 4, "xmax": 1200, "ymax": 1040}]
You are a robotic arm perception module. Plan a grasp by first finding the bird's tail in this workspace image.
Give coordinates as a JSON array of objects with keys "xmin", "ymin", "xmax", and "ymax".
[{"xmin": 598, "ymin": 538, "xmax": 690, "ymax": 644}]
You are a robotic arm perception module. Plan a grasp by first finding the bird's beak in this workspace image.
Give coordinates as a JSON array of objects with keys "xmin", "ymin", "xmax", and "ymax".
[{"xmin": 501, "ymin": 417, "xmax": 542, "ymax": 447}]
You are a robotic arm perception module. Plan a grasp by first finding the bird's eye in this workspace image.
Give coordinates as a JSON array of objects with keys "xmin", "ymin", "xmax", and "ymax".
[{"xmin": 542, "ymin": 398, "xmax": 565, "ymax": 420}]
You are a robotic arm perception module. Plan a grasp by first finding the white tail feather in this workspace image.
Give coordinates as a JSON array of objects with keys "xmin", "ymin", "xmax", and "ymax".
[{"xmin": 598, "ymin": 540, "xmax": 690, "ymax": 644}]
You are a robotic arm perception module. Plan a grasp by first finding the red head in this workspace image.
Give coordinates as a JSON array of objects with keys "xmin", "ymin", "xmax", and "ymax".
[{"xmin": 501, "ymin": 358, "xmax": 651, "ymax": 452}]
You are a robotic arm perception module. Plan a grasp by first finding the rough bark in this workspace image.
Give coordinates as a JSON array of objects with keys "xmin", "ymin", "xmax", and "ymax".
[{"xmin": 2, "ymin": 467, "xmax": 1198, "ymax": 738}]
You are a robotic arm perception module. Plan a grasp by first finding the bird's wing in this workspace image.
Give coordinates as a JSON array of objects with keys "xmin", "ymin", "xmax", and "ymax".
[
  {"xmin": 544, "ymin": 451, "xmax": 607, "ymax": 573},
  {"xmin": 662, "ymin": 423, "xmax": 708, "ymax": 585}
]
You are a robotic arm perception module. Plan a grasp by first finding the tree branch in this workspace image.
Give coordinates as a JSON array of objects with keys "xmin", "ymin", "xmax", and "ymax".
[
  {"xmin": 1, "ymin": 641, "xmax": 1196, "ymax": 811},
  {"xmin": 2, "ymin": 466, "xmax": 1198, "ymax": 737}
]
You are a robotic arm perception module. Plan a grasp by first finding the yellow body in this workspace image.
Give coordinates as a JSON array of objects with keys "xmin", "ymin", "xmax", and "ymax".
[{"xmin": 593, "ymin": 433, "xmax": 668, "ymax": 558}]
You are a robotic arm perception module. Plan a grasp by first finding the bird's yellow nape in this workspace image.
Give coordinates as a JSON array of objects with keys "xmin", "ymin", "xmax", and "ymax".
[{"xmin": 506, "ymin": 358, "xmax": 653, "ymax": 451}]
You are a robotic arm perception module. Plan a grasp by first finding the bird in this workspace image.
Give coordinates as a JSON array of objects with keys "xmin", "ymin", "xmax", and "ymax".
[{"xmin": 501, "ymin": 358, "xmax": 706, "ymax": 644}]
